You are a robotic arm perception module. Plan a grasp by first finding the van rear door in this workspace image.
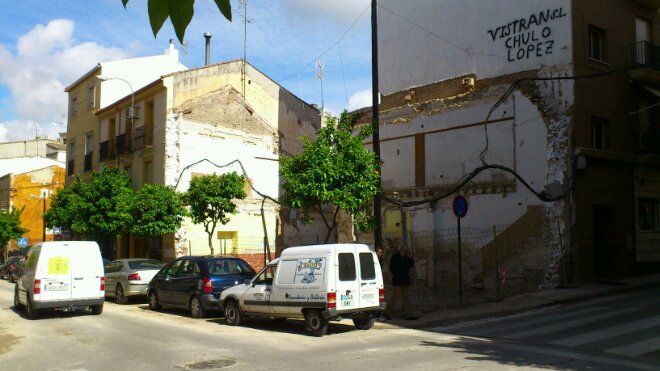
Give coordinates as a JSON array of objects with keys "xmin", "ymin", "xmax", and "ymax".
[
  {"xmin": 335, "ymin": 248, "xmax": 359, "ymax": 312},
  {"xmin": 357, "ymin": 251, "xmax": 380, "ymax": 308},
  {"xmin": 70, "ymin": 246, "xmax": 103, "ymax": 299},
  {"xmin": 37, "ymin": 245, "xmax": 73, "ymax": 301}
]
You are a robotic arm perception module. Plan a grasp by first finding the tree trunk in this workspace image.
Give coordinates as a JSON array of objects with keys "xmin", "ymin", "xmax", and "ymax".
[{"xmin": 207, "ymin": 232, "xmax": 214, "ymax": 256}]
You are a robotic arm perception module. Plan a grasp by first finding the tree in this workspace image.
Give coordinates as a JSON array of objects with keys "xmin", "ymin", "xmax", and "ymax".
[
  {"xmin": 280, "ymin": 111, "xmax": 381, "ymax": 243},
  {"xmin": 121, "ymin": 0, "xmax": 232, "ymax": 43},
  {"xmin": 45, "ymin": 167, "xmax": 133, "ymax": 244},
  {"xmin": 0, "ymin": 208, "xmax": 27, "ymax": 259},
  {"xmin": 184, "ymin": 172, "xmax": 246, "ymax": 255},
  {"xmin": 131, "ymin": 184, "xmax": 186, "ymax": 239}
]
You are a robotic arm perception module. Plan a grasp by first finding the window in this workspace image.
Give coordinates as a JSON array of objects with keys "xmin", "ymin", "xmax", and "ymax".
[
  {"xmin": 87, "ymin": 84, "xmax": 96, "ymax": 109},
  {"xmin": 588, "ymin": 25, "xmax": 606, "ymax": 62},
  {"xmin": 639, "ymin": 198, "xmax": 658, "ymax": 231},
  {"xmin": 338, "ymin": 253, "xmax": 356, "ymax": 281},
  {"xmin": 592, "ymin": 117, "xmax": 607, "ymax": 150},
  {"xmin": 85, "ymin": 132, "xmax": 93, "ymax": 154},
  {"xmin": 71, "ymin": 96, "xmax": 78, "ymax": 117},
  {"xmin": 276, "ymin": 260, "xmax": 298, "ymax": 284},
  {"xmin": 359, "ymin": 253, "xmax": 376, "ymax": 280},
  {"xmin": 177, "ymin": 259, "xmax": 201, "ymax": 277},
  {"xmin": 127, "ymin": 259, "xmax": 163, "ymax": 270},
  {"xmin": 206, "ymin": 258, "xmax": 255, "ymax": 276},
  {"xmin": 254, "ymin": 266, "xmax": 275, "ymax": 285},
  {"xmin": 165, "ymin": 260, "xmax": 183, "ymax": 276}
]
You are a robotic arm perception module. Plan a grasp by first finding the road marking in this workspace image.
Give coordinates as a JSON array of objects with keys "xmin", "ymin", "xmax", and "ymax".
[
  {"xmin": 606, "ymin": 336, "xmax": 660, "ymax": 357},
  {"xmin": 453, "ymin": 306, "xmax": 608, "ymax": 337},
  {"xmin": 551, "ymin": 315, "xmax": 660, "ymax": 347},
  {"xmin": 505, "ymin": 308, "xmax": 637, "ymax": 340}
]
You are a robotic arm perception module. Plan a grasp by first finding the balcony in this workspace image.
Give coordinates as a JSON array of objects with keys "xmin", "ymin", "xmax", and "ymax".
[
  {"xmin": 84, "ymin": 153, "xmax": 93, "ymax": 172},
  {"xmin": 115, "ymin": 133, "xmax": 132, "ymax": 155},
  {"xmin": 133, "ymin": 126, "xmax": 146, "ymax": 151},
  {"xmin": 67, "ymin": 159, "xmax": 74, "ymax": 176},
  {"xmin": 99, "ymin": 140, "xmax": 115, "ymax": 162},
  {"xmin": 631, "ymin": 41, "xmax": 660, "ymax": 86}
]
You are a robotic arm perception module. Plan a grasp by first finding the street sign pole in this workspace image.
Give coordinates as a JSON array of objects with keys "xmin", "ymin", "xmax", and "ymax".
[{"xmin": 457, "ymin": 216, "xmax": 462, "ymax": 305}]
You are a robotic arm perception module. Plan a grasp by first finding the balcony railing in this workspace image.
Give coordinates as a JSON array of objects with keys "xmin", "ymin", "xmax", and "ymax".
[
  {"xmin": 633, "ymin": 41, "xmax": 660, "ymax": 67},
  {"xmin": 115, "ymin": 133, "xmax": 131, "ymax": 155},
  {"xmin": 84, "ymin": 152, "xmax": 93, "ymax": 172},
  {"xmin": 133, "ymin": 126, "xmax": 146, "ymax": 151},
  {"xmin": 67, "ymin": 159, "xmax": 74, "ymax": 176},
  {"xmin": 99, "ymin": 140, "xmax": 116, "ymax": 162}
]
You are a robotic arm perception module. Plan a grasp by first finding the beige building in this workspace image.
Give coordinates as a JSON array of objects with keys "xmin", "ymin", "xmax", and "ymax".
[{"xmin": 70, "ymin": 59, "xmax": 324, "ymax": 267}]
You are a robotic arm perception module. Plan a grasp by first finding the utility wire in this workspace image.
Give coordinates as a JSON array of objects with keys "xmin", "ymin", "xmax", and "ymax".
[
  {"xmin": 377, "ymin": 4, "xmax": 506, "ymax": 59},
  {"xmin": 279, "ymin": 4, "xmax": 370, "ymax": 83},
  {"xmin": 338, "ymin": 43, "xmax": 350, "ymax": 107}
]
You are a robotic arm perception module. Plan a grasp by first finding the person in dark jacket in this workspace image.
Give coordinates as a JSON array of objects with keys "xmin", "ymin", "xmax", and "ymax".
[{"xmin": 389, "ymin": 246, "xmax": 414, "ymax": 319}]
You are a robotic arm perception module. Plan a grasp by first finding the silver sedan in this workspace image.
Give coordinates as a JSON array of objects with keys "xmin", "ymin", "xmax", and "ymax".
[{"xmin": 105, "ymin": 259, "xmax": 164, "ymax": 304}]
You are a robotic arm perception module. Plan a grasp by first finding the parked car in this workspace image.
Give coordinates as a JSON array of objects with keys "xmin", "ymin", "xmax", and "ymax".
[
  {"xmin": 219, "ymin": 244, "xmax": 385, "ymax": 336},
  {"xmin": 105, "ymin": 259, "xmax": 163, "ymax": 304},
  {"xmin": 9, "ymin": 258, "xmax": 26, "ymax": 283},
  {"xmin": 147, "ymin": 256, "xmax": 256, "ymax": 318},
  {"xmin": 1, "ymin": 256, "xmax": 23, "ymax": 280},
  {"xmin": 14, "ymin": 241, "xmax": 105, "ymax": 319}
]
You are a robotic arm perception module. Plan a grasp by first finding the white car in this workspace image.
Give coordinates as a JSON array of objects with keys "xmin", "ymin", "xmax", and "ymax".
[
  {"xmin": 14, "ymin": 241, "xmax": 105, "ymax": 319},
  {"xmin": 219, "ymin": 244, "xmax": 385, "ymax": 336}
]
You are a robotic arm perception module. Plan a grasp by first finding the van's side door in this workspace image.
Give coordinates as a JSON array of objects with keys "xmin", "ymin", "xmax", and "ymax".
[
  {"xmin": 242, "ymin": 266, "xmax": 274, "ymax": 314},
  {"xmin": 357, "ymin": 251, "xmax": 380, "ymax": 308},
  {"xmin": 335, "ymin": 250, "xmax": 359, "ymax": 312}
]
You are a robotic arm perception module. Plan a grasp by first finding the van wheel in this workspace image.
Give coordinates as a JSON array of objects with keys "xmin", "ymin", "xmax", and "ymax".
[
  {"xmin": 224, "ymin": 300, "xmax": 242, "ymax": 326},
  {"xmin": 353, "ymin": 315, "xmax": 375, "ymax": 330},
  {"xmin": 91, "ymin": 304, "xmax": 103, "ymax": 315},
  {"xmin": 25, "ymin": 295, "xmax": 37, "ymax": 320},
  {"xmin": 190, "ymin": 296, "xmax": 206, "ymax": 318},
  {"xmin": 304, "ymin": 309, "xmax": 328, "ymax": 337},
  {"xmin": 148, "ymin": 290, "xmax": 161, "ymax": 311},
  {"xmin": 115, "ymin": 284, "xmax": 128, "ymax": 305},
  {"xmin": 13, "ymin": 286, "xmax": 23, "ymax": 309}
]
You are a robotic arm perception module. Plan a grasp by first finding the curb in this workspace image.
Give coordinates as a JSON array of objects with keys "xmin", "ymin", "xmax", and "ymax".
[{"xmin": 381, "ymin": 279, "xmax": 660, "ymax": 330}]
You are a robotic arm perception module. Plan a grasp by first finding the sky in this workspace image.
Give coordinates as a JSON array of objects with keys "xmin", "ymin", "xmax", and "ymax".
[{"xmin": 0, "ymin": 0, "xmax": 374, "ymax": 142}]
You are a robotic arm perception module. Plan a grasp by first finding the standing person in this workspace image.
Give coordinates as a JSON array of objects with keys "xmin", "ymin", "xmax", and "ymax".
[{"xmin": 389, "ymin": 246, "xmax": 415, "ymax": 320}]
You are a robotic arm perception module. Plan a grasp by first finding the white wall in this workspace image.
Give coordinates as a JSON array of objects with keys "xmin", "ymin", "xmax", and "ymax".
[{"xmin": 378, "ymin": 0, "xmax": 572, "ymax": 94}]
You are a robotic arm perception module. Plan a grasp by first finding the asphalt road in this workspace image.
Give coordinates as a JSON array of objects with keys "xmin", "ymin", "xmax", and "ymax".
[{"xmin": 0, "ymin": 279, "xmax": 658, "ymax": 370}]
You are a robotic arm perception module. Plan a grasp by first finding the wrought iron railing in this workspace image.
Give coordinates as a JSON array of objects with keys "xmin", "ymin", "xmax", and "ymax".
[
  {"xmin": 99, "ymin": 140, "xmax": 116, "ymax": 161},
  {"xmin": 133, "ymin": 126, "xmax": 146, "ymax": 150},
  {"xmin": 633, "ymin": 41, "xmax": 660, "ymax": 67}
]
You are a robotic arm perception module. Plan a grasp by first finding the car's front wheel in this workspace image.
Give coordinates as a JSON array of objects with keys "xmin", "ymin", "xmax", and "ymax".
[
  {"xmin": 224, "ymin": 300, "xmax": 242, "ymax": 326},
  {"xmin": 304, "ymin": 309, "xmax": 328, "ymax": 337},
  {"xmin": 148, "ymin": 290, "xmax": 161, "ymax": 311}
]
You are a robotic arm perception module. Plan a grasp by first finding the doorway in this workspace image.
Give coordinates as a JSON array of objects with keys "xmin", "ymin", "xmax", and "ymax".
[{"xmin": 593, "ymin": 205, "xmax": 613, "ymax": 279}]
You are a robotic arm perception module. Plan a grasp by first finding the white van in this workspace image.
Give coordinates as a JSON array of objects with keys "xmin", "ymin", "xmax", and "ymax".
[
  {"xmin": 14, "ymin": 241, "xmax": 105, "ymax": 319},
  {"xmin": 219, "ymin": 244, "xmax": 385, "ymax": 336}
]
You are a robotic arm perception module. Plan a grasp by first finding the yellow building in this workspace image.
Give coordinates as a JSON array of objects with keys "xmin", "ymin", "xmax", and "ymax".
[
  {"xmin": 68, "ymin": 58, "xmax": 324, "ymax": 267},
  {"xmin": 0, "ymin": 165, "xmax": 66, "ymax": 255}
]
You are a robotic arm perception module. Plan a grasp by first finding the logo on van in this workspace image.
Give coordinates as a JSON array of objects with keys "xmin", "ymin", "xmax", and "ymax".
[{"xmin": 296, "ymin": 258, "xmax": 324, "ymax": 284}]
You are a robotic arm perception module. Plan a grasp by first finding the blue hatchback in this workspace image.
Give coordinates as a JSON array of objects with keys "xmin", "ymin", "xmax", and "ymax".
[{"xmin": 147, "ymin": 256, "xmax": 256, "ymax": 318}]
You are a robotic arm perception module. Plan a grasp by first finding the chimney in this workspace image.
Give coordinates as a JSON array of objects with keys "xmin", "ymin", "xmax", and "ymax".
[
  {"xmin": 204, "ymin": 32, "xmax": 212, "ymax": 66},
  {"xmin": 164, "ymin": 39, "xmax": 179, "ymax": 61}
]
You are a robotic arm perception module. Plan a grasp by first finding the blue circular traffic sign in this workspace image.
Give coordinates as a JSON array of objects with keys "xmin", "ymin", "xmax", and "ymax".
[{"xmin": 452, "ymin": 195, "xmax": 468, "ymax": 218}]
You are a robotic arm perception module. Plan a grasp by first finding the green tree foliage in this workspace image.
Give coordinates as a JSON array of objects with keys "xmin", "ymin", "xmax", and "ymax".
[
  {"xmin": 280, "ymin": 111, "xmax": 381, "ymax": 242},
  {"xmin": 121, "ymin": 0, "xmax": 232, "ymax": 43},
  {"xmin": 45, "ymin": 167, "xmax": 134, "ymax": 240},
  {"xmin": 0, "ymin": 208, "xmax": 27, "ymax": 257},
  {"xmin": 131, "ymin": 184, "xmax": 186, "ymax": 238},
  {"xmin": 184, "ymin": 172, "xmax": 246, "ymax": 255}
]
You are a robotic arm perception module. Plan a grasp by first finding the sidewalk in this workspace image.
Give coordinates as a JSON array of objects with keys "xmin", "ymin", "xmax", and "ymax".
[{"xmin": 377, "ymin": 272, "xmax": 660, "ymax": 330}]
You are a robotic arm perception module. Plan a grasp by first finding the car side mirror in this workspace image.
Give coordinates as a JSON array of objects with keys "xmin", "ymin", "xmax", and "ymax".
[{"xmin": 244, "ymin": 279, "xmax": 251, "ymax": 285}]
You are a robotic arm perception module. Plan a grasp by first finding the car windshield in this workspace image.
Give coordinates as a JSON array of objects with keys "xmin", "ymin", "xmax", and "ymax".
[
  {"xmin": 128, "ymin": 260, "xmax": 163, "ymax": 270},
  {"xmin": 206, "ymin": 258, "xmax": 254, "ymax": 276}
]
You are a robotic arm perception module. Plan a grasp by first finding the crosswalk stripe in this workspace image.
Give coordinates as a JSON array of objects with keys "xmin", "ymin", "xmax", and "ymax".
[
  {"xmin": 462, "ymin": 306, "xmax": 607, "ymax": 337},
  {"xmin": 550, "ymin": 315, "xmax": 660, "ymax": 347},
  {"xmin": 606, "ymin": 336, "xmax": 660, "ymax": 357},
  {"xmin": 504, "ymin": 308, "xmax": 637, "ymax": 340}
]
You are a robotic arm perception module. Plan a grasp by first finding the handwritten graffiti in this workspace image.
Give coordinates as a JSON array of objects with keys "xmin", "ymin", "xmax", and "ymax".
[{"xmin": 487, "ymin": 8, "xmax": 567, "ymax": 62}]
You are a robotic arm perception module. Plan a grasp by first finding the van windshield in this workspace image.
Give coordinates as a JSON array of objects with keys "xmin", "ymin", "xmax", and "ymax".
[
  {"xmin": 128, "ymin": 260, "xmax": 163, "ymax": 270},
  {"xmin": 206, "ymin": 258, "xmax": 254, "ymax": 276}
]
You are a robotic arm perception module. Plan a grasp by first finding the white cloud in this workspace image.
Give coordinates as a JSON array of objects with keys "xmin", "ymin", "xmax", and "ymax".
[
  {"xmin": 0, "ymin": 120, "xmax": 66, "ymax": 142},
  {"xmin": 348, "ymin": 88, "xmax": 372, "ymax": 111},
  {"xmin": 0, "ymin": 19, "xmax": 131, "ymax": 140},
  {"xmin": 281, "ymin": 0, "xmax": 371, "ymax": 23}
]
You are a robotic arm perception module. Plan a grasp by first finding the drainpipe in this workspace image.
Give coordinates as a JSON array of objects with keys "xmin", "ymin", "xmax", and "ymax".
[{"xmin": 204, "ymin": 32, "xmax": 212, "ymax": 66}]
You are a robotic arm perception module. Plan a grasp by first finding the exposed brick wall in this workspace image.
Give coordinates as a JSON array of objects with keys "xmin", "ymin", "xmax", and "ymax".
[{"xmin": 236, "ymin": 253, "xmax": 276, "ymax": 271}]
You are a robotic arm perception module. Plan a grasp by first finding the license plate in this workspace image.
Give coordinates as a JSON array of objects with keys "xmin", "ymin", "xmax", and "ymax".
[{"xmin": 46, "ymin": 284, "xmax": 68, "ymax": 291}]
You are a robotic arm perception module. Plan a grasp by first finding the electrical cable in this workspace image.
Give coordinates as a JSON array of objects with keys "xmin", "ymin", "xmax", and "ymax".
[
  {"xmin": 338, "ymin": 43, "xmax": 350, "ymax": 107},
  {"xmin": 279, "ymin": 4, "xmax": 370, "ymax": 83}
]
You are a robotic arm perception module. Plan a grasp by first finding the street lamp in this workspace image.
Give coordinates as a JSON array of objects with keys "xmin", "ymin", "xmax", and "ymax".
[{"xmin": 96, "ymin": 75, "xmax": 136, "ymax": 119}]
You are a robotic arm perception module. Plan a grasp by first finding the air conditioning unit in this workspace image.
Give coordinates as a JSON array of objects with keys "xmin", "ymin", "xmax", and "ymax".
[
  {"xmin": 462, "ymin": 77, "xmax": 475, "ymax": 89},
  {"xmin": 126, "ymin": 106, "xmax": 140, "ymax": 120}
]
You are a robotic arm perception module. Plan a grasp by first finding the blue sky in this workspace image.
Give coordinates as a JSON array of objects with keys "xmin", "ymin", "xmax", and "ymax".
[{"xmin": 0, "ymin": 0, "xmax": 373, "ymax": 141}]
